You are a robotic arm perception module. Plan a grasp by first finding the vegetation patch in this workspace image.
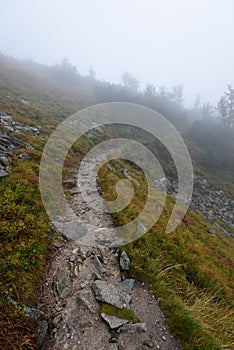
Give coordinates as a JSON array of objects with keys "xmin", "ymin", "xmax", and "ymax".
[
  {"xmin": 97, "ymin": 159, "xmax": 234, "ymax": 350},
  {"xmin": 100, "ymin": 303, "xmax": 137, "ymax": 323},
  {"xmin": 0, "ymin": 158, "xmax": 51, "ymax": 349}
]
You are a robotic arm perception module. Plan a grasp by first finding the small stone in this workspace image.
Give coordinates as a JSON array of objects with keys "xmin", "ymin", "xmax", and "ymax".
[
  {"xmin": 77, "ymin": 288, "xmax": 99, "ymax": 313},
  {"xmin": 93, "ymin": 255, "xmax": 106, "ymax": 274},
  {"xmin": 119, "ymin": 251, "xmax": 130, "ymax": 271},
  {"xmin": 53, "ymin": 241, "xmax": 63, "ymax": 248},
  {"xmin": 18, "ymin": 152, "xmax": 31, "ymax": 160},
  {"xmin": 79, "ymin": 247, "xmax": 87, "ymax": 259},
  {"xmin": 37, "ymin": 320, "xmax": 48, "ymax": 348},
  {"xmin": 0, "ymin": 169, "xmax": 9, "ymax": 180},
  {"xmin": 207, "ymin": 229, "xmax": 216, "ymax": 235},
  {"xmin": 69, "ymin": 255, "xmax": 76, "ymax": 262},
  {"xmin": 92, "ymin": 272, "xmax": 102, "ymax": 280},
  {"xmin": 1, "ymin": 115, "xmax": 12, "ymax": 123},
  {"xmin": 162, "ymin": 335, "xmax": 166, "ymax": 341},
  {"xmin": 80, "ymin": 281, "xmax": 89, "ymax": 289},
  {"xmin": 24, "ymin": 306, "xmax": 43, "ymax": 320},
  {"xmin": 25, "ymin": 143, "xmax": 35, "ymax": 150},
  {"xmin": 53, "ymin": 269, "xmax": 70, "ymax": 298},
  {"xmin": 122, "ymin": 279, "xmax": 135, "ymax": 291},
  {"xmin": 117, "ymin": 322, "xmax": 147, "ymax": 334},
  {"xmin": 0, "ymin": 155, "xmax": 9, "ymax": 166},
  {"xmin": 53, "ymin": 314, "xmax": 61, "ymax": 325},
  {"xmin": 109, "ymin": 336, "xmax": 117, "ymax": 343},
  {"xmin": 101, "ymin": 313, "xmax": 129, "ymax": 329}
]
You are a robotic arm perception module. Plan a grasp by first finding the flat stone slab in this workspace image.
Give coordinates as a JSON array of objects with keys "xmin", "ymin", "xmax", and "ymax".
[
  {"xmin": 77, "ymin": 288, "xmax": 99, "ymax": 314},
  {"xmin": 122, "ymin": 279, "xmax": 135, "ymax": 291},
  {"xmin": 53, "ymin": 269, "xmax": 70, "ymax": 298},
  {"xmin": 119, "ymin": 251, "xmax": 130, "ymax": 271},
  {"xmin": 117, "ymin": 322, "xmax": 147, "ymax": 334},
  {"xmin": 94, "ymin": 255, "xmax": 106, "ymax": 274},
  {"xmin": 92, "ymin": 280, "xmax": 131, "ymax": 309},
  {"xmin": 101, "ymin": 313, "xmax": 129, "ymax": 329}
]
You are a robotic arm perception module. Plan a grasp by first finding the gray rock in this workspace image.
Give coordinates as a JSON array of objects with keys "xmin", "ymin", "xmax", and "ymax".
[
  {"xmin": 79, "ymin": 247, "xmax": 87, "ymax": 259},
  {"xmin": 207, "ymin": 229, "xmax": 216, "ymax": 235},
  {"xmin": 122, "ymin": 279, "xmax": 135, "ymax": 291},
  {"xmin": 77, "ymin": 288, "xmax": 99, "ymax": 313},
  {"xmin": 24, "ymin": 306, "xmax": 43, "ymax": 320},
  {"xmin": 80, "ymin": 280, "xmax": 89, "ymax": 289},
  {"xmin": 0, "ymin": 155, "xmax": 9, "ymax": 166},
  {"xmin": 117, "ymin": 322, "xmax": 147, "ymax": 334},
  {"xmin": 25, "ymin": 143, "xmax": 35, "ymax": 150},
  {"xmin": 119, "ymin": 251, "xmax": 130, "ymax": 271},
  {"xmin": 0, "ymin": 115, "xmax": 13, "ymax": 123},
  {"xmin": 53, "ymin": 314, "xmax": 62, "ymax": 325},
  {"xmin": 0, "ymin": 137, "xmax": 11, "ymax": 147},
  {"xmin": 92, "ymin": 280, "xmax": 131, "ymax": 309},
  {"xmin": 101, "ymin": 313, "xmax": 129, "ymax": 329},
  {"xmin": 37, "ymin": 320, "xmax": 48, "ymax": 348},
  {"xmin": 69, "ymin": 255, "xmax": 76, "ymax": 262},
  {"xmin": 0, "ymin": 169, "xmax": 9, "ymax": 180},
  {"xmin": 4, "ymin": 126, "xmax": 14, "ymax": 132},
  {"xmin": 92, "ymin": 271, "xmax": 102, "ymax": 280},
  {"xmin": 53, "ymin": 269, "xmax": 70, "ymax": 298},
  {"xmin": 19, "ymin": 152, "xmax": 32, "ymax": 160},
  {"xmin": 53, "ymin": 241, "xmax": 63, "ymax": 248},
  {"xmin": 94, "ymin": 255, "xmax": 106, "ymax": 274}
]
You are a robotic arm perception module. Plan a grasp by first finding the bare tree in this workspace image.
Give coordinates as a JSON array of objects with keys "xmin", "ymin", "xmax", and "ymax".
[
  {"xmin": 144, "ymin": 83, "xmax": 156, "ymax": 96},
  {"xmin": 217, "ymin": 85, "xmax": 234, "ymax": 130},
  {"xmin": 121, "ymin": 72, "xmax": 139, "ymax": 92}
]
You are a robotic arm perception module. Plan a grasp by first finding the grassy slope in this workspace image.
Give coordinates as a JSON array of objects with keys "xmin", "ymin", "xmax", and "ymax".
[
  {"xmin": 0, "ymin": 56, "xmax": 233, "ymax": 349},
  {"xmin": 0, "ymin": 57, "xmax": 85, "ymax": 349},
  {"xmin": 97, "ymin": 159, "xmax": 234, "ymax": 350}
]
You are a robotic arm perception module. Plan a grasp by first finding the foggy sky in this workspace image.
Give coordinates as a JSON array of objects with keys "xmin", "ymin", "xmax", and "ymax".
[{"xmin": 1, "ymin": 0, "xmax": 234, "ymax": 106}]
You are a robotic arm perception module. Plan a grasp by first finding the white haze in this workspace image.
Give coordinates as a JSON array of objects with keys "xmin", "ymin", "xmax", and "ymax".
[{"xmin": 1, "ymin": 0, "xmax": 234, "ymax": 106}]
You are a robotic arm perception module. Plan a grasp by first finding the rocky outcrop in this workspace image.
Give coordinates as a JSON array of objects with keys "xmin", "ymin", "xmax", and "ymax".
[
  {"xmin": 191, "ymin": 175, "xmax": 234, "ymax": 237},
  {"xmin": 0, "ymin": 112, "xmax": 39, "ymax": 181},
  {"xmin": 154, "ymin": 174, "xmax": 234, "ymax": 237}
]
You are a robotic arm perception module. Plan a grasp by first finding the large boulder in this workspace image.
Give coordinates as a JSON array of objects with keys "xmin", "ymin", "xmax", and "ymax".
[{"xmin": 92, "ymin": 280, "xmax": 131, "ymax": 309}]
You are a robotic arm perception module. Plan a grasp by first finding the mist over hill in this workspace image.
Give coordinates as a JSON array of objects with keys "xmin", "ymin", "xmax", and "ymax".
[{"xmin": 0, "ymin": 53, "xmax": 233, "ymax": 192}]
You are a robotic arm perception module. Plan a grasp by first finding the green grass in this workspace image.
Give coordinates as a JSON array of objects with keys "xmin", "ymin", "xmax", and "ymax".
[
  {"xmin": 0, "ymin": 157, "xmax": 51, "ymax": 350},
  {"xmin": 0, "ymin": 53, "xmax": 233, "ymax": 350}
]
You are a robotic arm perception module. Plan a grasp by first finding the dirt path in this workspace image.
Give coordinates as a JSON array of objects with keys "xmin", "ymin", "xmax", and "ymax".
[{"xmin": 39, "ymin": 157, "xmax": 181, "ymax": 350}]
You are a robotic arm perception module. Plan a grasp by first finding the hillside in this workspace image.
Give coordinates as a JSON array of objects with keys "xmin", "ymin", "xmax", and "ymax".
[{"xmin": 0, "ymin": 54, "xmax": 233, "ymax": 350}]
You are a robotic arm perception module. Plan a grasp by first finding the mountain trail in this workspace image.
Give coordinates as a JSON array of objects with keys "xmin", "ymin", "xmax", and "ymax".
[{"xmin": 39, "ymin": 157, "xmax": 181, "ymax": 350}]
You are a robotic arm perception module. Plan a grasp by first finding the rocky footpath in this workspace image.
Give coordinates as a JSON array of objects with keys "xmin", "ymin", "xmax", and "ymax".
[
  {"xmin": 0, "ymin": 111, "xmax": 40, "ymax": 180},
  {"xmin": 40, "ymin": 242, "xmax": 180, "ymax": 350},
  {"xmin": 1, "ymin": 112, "xmax": 233, "ymax": 349},
  {"xmin": 39, "ymin": 169, "xmax": 181, "ymax": 350}
]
